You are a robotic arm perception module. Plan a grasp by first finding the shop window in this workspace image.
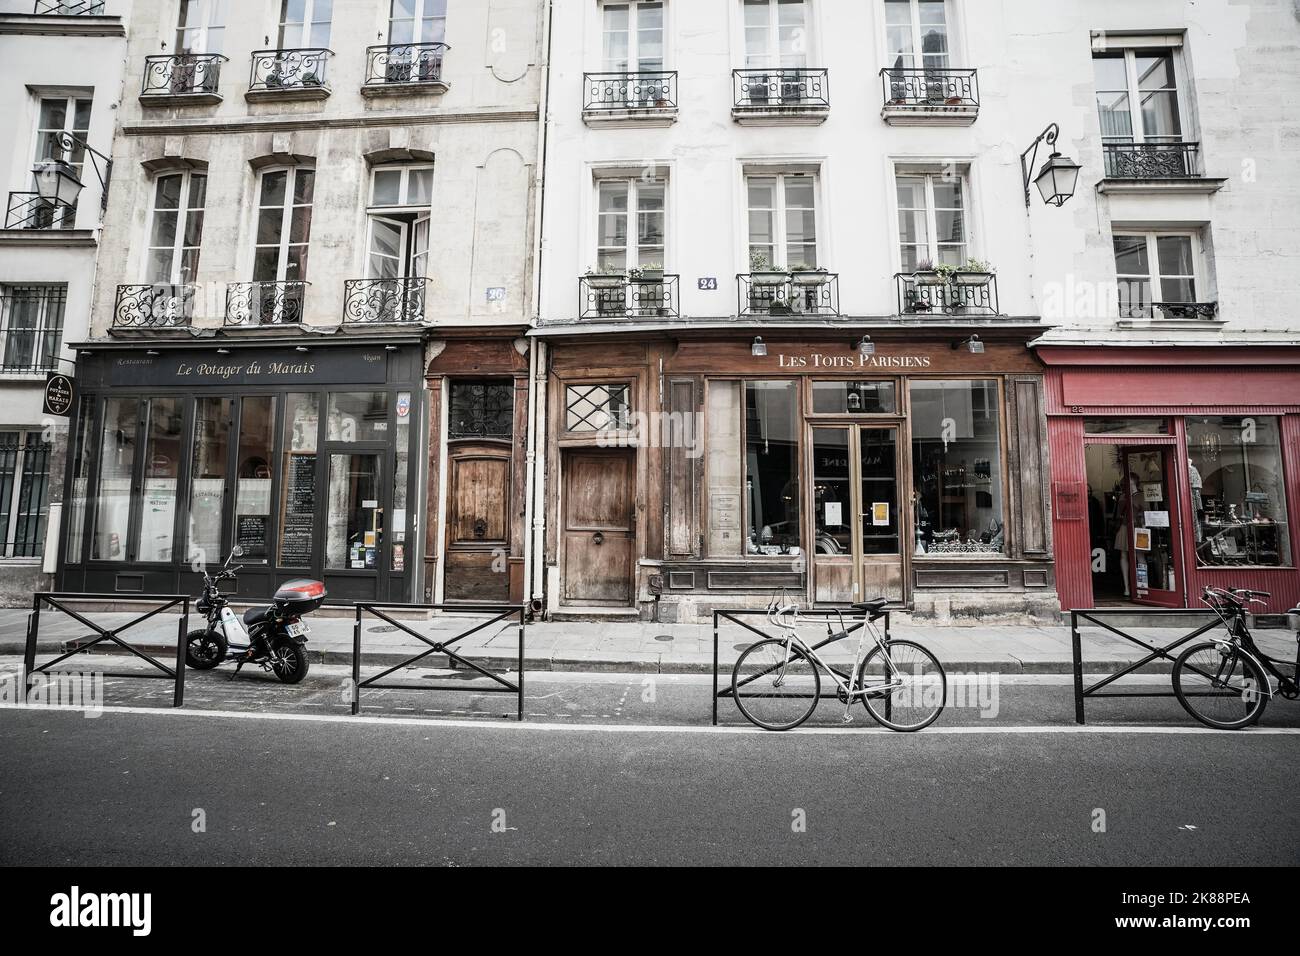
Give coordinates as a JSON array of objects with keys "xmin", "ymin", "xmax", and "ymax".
[
  {"xmin": 449, "ymin": 380, "xmax": 514, "ymax": 439},
  {"xmin": 745, "ymin": 380, "xmax": 800, "ymax": 555},
  {"xmin": 146, "ymin": 171, "xmax": 207, "ymax": 285},
  {"xmin": 138, "ymin": 398, "xmax": 185, "ymax": 563},
  {"xmin": 327, "ymin": 392, "xmax": 389, "ymax": 442},
  {"xmin": 392, "ymin": 390, "xmax": 413, "ymax": 572},
  {"xmin": 1188, "ymin": 416, "xmax": 1291, "ymax": 567},
  {"xmin": 187, "ymin": 397, "xmax": 233, "ymax": 566},
  {"xmin": 565, "ymin": 383, "xmax": 629, "ymax": 433},
  {"xmin": 896, "ymin": 167, "xmax": 968, "ymax": 272},
  {"xmin": 1083, "ymin": 417, "xmax": 1170, "ymax": 436},
  {"xmin": 279, "ymin": 393, "xmax": 319, "ymax": 568},
  {"xmin": 747, "ymin": 173, "xmax": 817, "ymax": 270},
  {"xmin": 811, "ymin": 380, "xmax": 897, "ymax": 415},
  {"xmin": 0, "ymin": 432, "xmax": 51, "ymax": 558},
  {"xmin": 885, "ymin": 0, "xmax": 950, "ymax": 71},
  {"xmin": 707, "ymin": 381, "xmax": 743, "ymax": 556},
  {"xmin": 91, "ymin": 398, "xmax": 137, "ymax": 562},
  {"xmin": 910, "ymin": 380, "xmax": 1004, "ymax": 554},
  {"xmin": 326, "ymin": 453, "xmax": 383, "ymax": 570},
  {"xmin": 743, "ymin": 0, "xmax": 809, "ymax": 68},
  {"xmin": 0, "ymin": 285, "xmax": 65, "ymax": 374},
  {"xmin": 64, "ymin": 394, "xmax": 94, "ymax": 563},
  {"xmin": 234, "ymin": 397, "xmax": 276, "ymax": 564}
]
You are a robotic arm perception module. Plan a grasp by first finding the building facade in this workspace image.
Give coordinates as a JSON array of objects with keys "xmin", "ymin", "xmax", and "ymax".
[
  {"xmin": 56, "ymin": 0, "xmax": 544, "ymax": 606},
  {"xmin": 0, "ymin": 0, "xmax": 128, "ymax": 603}
]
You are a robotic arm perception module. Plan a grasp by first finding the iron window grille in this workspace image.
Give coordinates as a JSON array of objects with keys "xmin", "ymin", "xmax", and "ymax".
[
  {"xmin": 448, "ymin": 381, "xmax": 514, "ymax": 440},
  {"xmin": 880, "ymin": 67, "xmax": 979, "ymax": 108},
  {"xmin": 141, "ymin": 54, "xmax": 227, "ymax": 96},
  {"xmin": 733, "ymin": 68, "xmax": 829, "ymax": 109},
  {"xmin": 0, "ymin": 285, "xmax": 66, "ymax": 373},
  {"xmin": 34, "ymin": 0, "xmax": 104, "ymax": 13},
  {"xmin": 248, "ymin": 48, "xmax": 333, "ymax": 93},
  {"xmin": 0, "ymin": 431, "xmax": 51, "ymax": 559},
  {"xmin": 583, "ymin": 71, "xmax": 677, "ymax": 111},
  {"xmin": 565, "ymin": 384, "xmax": 630, "ymax": 433},
  {"xmin": 364, "ymin": 42, "xmax": 449, "ymax": 86}
]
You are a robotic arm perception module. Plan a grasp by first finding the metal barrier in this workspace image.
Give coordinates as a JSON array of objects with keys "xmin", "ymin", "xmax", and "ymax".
[
  {"xmin": 23, "ymin": 593, "xmax": 189, "ymax": 707},
  {"xmin": 351, "ymin": 603, "xmax": 525, "ymax": 719},
  {"xmin": 1070, "ymin": 607, "xmax": 1222, "ymax": 724},
  {"xmin": 712, "ymin": 606, "xmax": 890, "ymax": 725}
]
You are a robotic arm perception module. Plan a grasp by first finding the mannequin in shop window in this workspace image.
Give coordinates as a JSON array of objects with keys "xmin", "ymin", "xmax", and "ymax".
[
  {"xmin": 1188, "ymin": 457, "xmax": 1203, "ymax": 542},
  {"xmin": 1111, "ymin": 471, "xmax": 1139, "ymax": 598}
]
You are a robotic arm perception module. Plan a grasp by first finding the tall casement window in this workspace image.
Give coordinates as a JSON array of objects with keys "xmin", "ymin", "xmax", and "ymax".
[
  {"xmin": 367, "ymin": 165, "xmax": 432, "ymax": 281},
  {"xmin": 0, "ymin": 432, "xmax": 51, "ymax": 559},
  {"xmin": 1093, "ymin": 49, "xmax": 1182, "ymax": 145},
  {"xmin": 176, "ymin": 0, "xmax": 226, "ymax": 54},
  {"xmin": 745, "ymin": 381, "xmax": 800, "ymax": 555},
  {"xmin": 747, "ymin": 173, "xmax": 817, "ymax": 269},
  {"xmin": 253, "ymin": 167, "xmax": 314, "ymax": 285},
  {"xmin": 30, "ymin": 94, "xmax": 91, "ymax": 229},
  {"xmin": 0, "ymin": 285, "xmax": 65, "ymax": 374},
  {"xmin": 145, "ymin": 171, "xmax": 207, "ymax": 285},
  {"xmin": 895, "ymin": 168, "xmax": 967, "ymax": 271},
  {"xmin": 743, "ymin": 0, "xmax": 808, "ymax": 68},
  {"xmin": 910, "ymin": 380, "xmax": 1004, "ymax": 555},
  {"xmin": 1113, "ymin": 232, "xmax": 1203, "ymax": 318},
  {"xmin": 595, "ymin": 178, "xmax": 666, "ymax": 272},
  {"xmin": 602, "ymin": 1, "xmax": 665, "ymax": 72},
  {"xmin": 884, "ymin": 0, "xmax": 949, "ymax": 70},
  {"xmin": 388, "ymin": 0, "xmax": 447, "ymax": 44},
  {"xmin": 279, "ymin": 0, "xmax": 333, "ymax": 48}
]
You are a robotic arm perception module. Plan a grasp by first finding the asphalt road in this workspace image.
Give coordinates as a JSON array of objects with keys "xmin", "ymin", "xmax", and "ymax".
[{"xmin": 2, "ymin": 659, "xmax": 1298, "ymax": 865}]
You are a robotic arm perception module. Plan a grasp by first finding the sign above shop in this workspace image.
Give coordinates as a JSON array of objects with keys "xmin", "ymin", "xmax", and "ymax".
[
  {"xmin": 105, "ymin": 348, "xmax": 390, "ymax": 388},
  {"xmin": 776, "ymin": 351, "xmax": 933, "ymax": 370},
  {"xmin": 42, "ymin": 372, "xmax": 75, "ymax": 417}
]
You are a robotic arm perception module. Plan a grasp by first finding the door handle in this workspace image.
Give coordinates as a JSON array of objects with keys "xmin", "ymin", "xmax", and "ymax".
[{"xmin": 592, "ymin": 531, "xmax": 605, "ymax": 546}]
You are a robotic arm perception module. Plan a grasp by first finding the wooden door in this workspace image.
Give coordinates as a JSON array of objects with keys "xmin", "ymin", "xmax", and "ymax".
[
  {"xmin": 444, "ymin": 443, "xmax": 511, "ymax": 602},
  {"xmin": 562, "ymin": 449, "xmax": 635, "ymax": 606}
]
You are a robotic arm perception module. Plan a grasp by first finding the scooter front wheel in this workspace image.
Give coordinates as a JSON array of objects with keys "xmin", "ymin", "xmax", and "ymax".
[
  {"xmin": 185, "ymin": 628, "xmax": 227, "ymax": 670},
  {"xmin": 269, "ymin": 640, "xmax": 310, "ymax": 684}
]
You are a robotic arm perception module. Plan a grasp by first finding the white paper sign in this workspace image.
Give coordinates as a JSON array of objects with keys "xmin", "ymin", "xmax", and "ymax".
[
  {"xmin": 1144, "ymin": 510, "xmax": 1170, "ymax": 528},
  {"xmin": 824, "ymin": 501, "xmax": 842, "ymax": 526}
]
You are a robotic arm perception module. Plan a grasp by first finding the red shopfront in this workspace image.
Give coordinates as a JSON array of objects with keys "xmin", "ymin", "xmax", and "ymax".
[{"xmin": 1039, "ymin": 347, "xmax": 1300, "ymax": 616}]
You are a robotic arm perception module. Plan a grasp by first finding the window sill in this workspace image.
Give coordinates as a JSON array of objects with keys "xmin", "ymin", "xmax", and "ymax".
[
  {"xmin": 731, "ymin": 105, "xmax": 829, "ymax": 127},
  {"xmin": 881, "ymin": 103, "xmax": 978, "ymax": 127},
  {"xmin": 0, "ymin": 13, "xmax": 125, "ymax": 37},
  {"xmin": 360, "ymin": 80, "xmax": 449, "ymax": 98},
  {"xmin": 1096, "ymin": 177, "xmax": 1227, "ymax": 196},
  {"xmin": 582, "ymin": 106, "xmax": 678, "ymax": 129},
  {"xmin": 245, "ymin": 86, "xmax": 331, "ymax": 103},
  {"xmin": 140, "ymin": 91, "xmax": 224, "ymax": 108}
]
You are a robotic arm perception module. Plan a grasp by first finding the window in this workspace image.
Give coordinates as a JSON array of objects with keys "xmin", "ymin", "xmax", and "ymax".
[
  {"xmin": 743, "ymin": 0, "xmax": 808, "ymax": 68},
  {"xmin": 0, "ymin": 285, "xmax": 65, "ymax": 374},
  {"xmin": 367, "ymin": 165, "xmax": 432, "ymax": 280},
  {"xmin": 388, "ymin": 0, "xmax": 447, "ymax": 44},
  {"xmin": 233, "ymin": 397, "xmax": 276, "ymax": 564},
  {"xmin": 65, "ymin": 394, "xmax": 93, "ymax": 563},
  {"xmin": 253, "ymin": 167, "xmax": 314, "ymax": 283},
  {"xmin": 146, "ymin": 172, "xmax": 207, "ymax": 285},
  {"xmin": 279, "ymin": 393, "xmax": 319, "ymax": 568},
  {"xmin": 1113, "ymin": 232, "xmax": 1202, "ymax": 317},
  {"xmin": 138, "ymin": 398, "xmax": 184, "ymax": 563},
  {"xmin": 1093, "ymin": 50, "xmax": 1182, "ymax": 144},
  {"xmin": 811, "ymin": 381, "xmax": 897, "ymax": 414},
  {"xmin": 896, "ymin": 169, "xmax": 967, "ymax": 271},
  {"xmin": 327, "ymin": 392, "xmax": 389, "ymax": 443},
  {"xmin": 187, "ymin": 397, "xmax": 231, "ymax": 566},
  {"xmin": 0, "ymin": 432, "xmax": 51, "ymax": 558},
  {"xmin": 596, "ymin": 178, "xmax": 665, "ymax": 272},
  {"xmin": 910, "ymin": 380, "xmax": 1004, "ymax": 555},
  {"xmin": 279, "ymin": 0, "xmax": 333, "ymax": 48},
  {"xmin": 451, "ymin": 381, "xmax": 515, "ymax": 439},
  {"xmin": 884, "ymin": 0, "xmax": 950, "ymax": 71},
  {"xmin": 565, "ymin": 383, "xmax": 629, "ymax": 433},
  {"xmin": 603, "ymin": 1, "xmax": 664, "ymax": 72},
  {"xmin": 1188, "ymin": 416, "xmax": 1291, "ymax": 567},
  {"xmin": 1083, "ymin": 417, "xmax": 1170, "ymax": 436},
  {"xmin": 745, "ymin": 381, "xmax": 800, "ymax": 554},
  {"xmin": 747, "ymin": 173, "xmax": 816, "ymax": 269},
  {"xmin": 31, "ymin": 94, "xmax": 91, "ymax": 229},
  {"xmin": 91, "ymin": 398, "xmax": 137, "ymax": 561},
  {"xmin": 176, "ymin": 0, "xmax": 225, "ymax": 54}
]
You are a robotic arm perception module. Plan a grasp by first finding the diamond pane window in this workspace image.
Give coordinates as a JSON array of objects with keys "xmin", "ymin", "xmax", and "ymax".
[{"xmin": 566, "ymin": 384, "xmax": 630, "ymax": 432}]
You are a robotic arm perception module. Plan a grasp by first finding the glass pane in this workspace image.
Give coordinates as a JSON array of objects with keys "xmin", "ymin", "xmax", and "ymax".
[
  {"xmin": 1112, "ymin": 235, "xmax": 1149, "ymax": 275},
  {"xmin": 811, "ymin": 381, "xmax": 897, "ymax": 414},
  {"xmin": 187, "ymin": 397, "xmax": 232, "ymax": 567},
  {"xmin": 449, "ymin": 380, "xmax": 514, "ymax": 439},
  {"xmin": 812, "ymin": 427, "xmax": 851, "ymax": 555},
  {"xmin": 910, "ymin": 380, "xmax": 1004, "ymax": 555},
  {"xmin": 256, "ymin": 207, "xmax": 284, "ymax": 246},
  {"xmin": 1092, "ymin": 54, "xmax": 1128, "ymax": 91},
  {"xmin": 1188, "ymin": 416, "xmax": 1291, "ymax": 567},
  {"xmin": 65, "ymin": 395, "xmax": 94, "ymax": 563},
  {"xmin": 293, "ymin": 169, "xmax": 315, "ymax": 205},
  {"xmin": 1140, "ymin": 90, "xmax": 1181, "ymax": 139},
  {"xmin": 138, "ymin": 397, "xmax": 184, "ymax": 563},
  {"xmin": 372, "ymin": 169, "xmax": 402, "ymax": 206},
  {"xmin": 745, "ymin": 380, "xmax": 799, "ymax": 555},
  {"xmin": 279, "ymin": 393, "xmax": 318, "ymax": 568},
  {"xmin": 1136, "ymin": 54, "xmax": 1175, "ymax": 91},
  {"xmin": 392, "ymin": 390, "xmax": 411, "ymax": 573},
  {"xmin": 408, "ymin": 167, "xmax": 433, "ymax": 206},
  {"xmin": 327, "ymin": 392, "xmax": 389, "ymax": 442},
  {"xmin": 1156, "ymin": 235, "xmax": 1194, "ymax": 276},
  {"xmin": 259, "ymin": 170, "xmax": 287, "ymax": 207},
  {"xmin": 860, "ymin": 428, "xmax": 899, "ymax": 555},
  {"xmin": 150, "ymin": 211, "xmax": 179, "ymax": 249},
  {"xmin": 1096, "ymin": 91, "xmax": 1132, "ymax": 140},
  {"xmin": 1127, "ymin": 450, "xmax": 1177, "ymax": 592},
  {"xmin": 234, "ymin": 396, "xmax": 276, "ymax": 564},
  {"xmin": 707, "ymin": 381, "xmax": 742, "ymax": 557},
  {"xmin": 1083, "ymin": 417, "xmax": 1170, "ymax": 435},
  {"xmin": 325, "ymin": 454, "xmax": 383, "ymax": 570}
]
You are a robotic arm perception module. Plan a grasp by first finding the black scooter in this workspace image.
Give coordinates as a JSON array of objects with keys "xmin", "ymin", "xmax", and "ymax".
[{"xmin": 184, "ymin": 547, "xmax": 327, "ymax": 684}]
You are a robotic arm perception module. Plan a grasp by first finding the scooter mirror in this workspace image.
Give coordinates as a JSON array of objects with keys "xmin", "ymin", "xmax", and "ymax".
[{"xmin": 231, "ymin": 545, "xmax": 245, "ymax": 558}]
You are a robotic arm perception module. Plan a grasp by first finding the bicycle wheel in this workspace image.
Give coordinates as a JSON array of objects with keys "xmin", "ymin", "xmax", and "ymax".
[
  {"xmin": 731, "ymin": 638, "xmax": 821, "ymax": 731},
  {"xmin": 857, "ymin": 639, "xmax": 946, "ymax": 732},
  {"xmin": 1172, "ymin": 642, "xmax": 1269, "ymax": 730}
]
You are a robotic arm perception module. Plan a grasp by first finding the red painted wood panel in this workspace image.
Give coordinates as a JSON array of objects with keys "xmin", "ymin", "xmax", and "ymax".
[{"xmin": 1062, "ymin": 368, "xmax": 1300, "ymax": 409}]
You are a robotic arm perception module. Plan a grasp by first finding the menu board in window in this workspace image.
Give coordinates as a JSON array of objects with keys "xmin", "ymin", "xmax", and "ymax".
[
  {"xmin": 280, "ymin": 453, "xmax": 317, "ymax": 566},
  {"xmin": 236, "ymin": 515, "xmax": 269, "ymax": 561}
]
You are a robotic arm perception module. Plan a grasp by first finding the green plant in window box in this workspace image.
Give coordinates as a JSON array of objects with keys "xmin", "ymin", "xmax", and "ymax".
[
  {"xmin": 953, "ymin": 257, "xmax": 995, "ymax": 285},
  {"xmin": 789, "ymin": 263, "xmax": 829, "ymax": 287},
  {"xmin": 913, "ymin": 258, "xmax": 946, "ymax": 286},
  {"xmin": 628, "ymin": 263, "xmax": 664, "ymax": 282},
  {"xmin": 584, "ymin": 266, "xmax": 627, "ymax": 290},
  {"xmin": 748, "ymin": 251, "xmax": 789, "ymax": 286}
]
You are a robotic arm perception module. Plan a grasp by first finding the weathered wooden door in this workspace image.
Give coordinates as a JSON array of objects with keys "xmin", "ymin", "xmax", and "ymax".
[
  {"xmin": 562, "ymin": 449, "xmax": 635, "ymax": 605},
  {"xmin": 443, "ymin": 443, "xmax": 511, "ymax": 602}
]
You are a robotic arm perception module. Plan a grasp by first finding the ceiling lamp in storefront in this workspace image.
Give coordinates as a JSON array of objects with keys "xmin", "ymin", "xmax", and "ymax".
[{"xmin": 1020, "ymin": 122, "xmax": 1081, "ymax": 208}]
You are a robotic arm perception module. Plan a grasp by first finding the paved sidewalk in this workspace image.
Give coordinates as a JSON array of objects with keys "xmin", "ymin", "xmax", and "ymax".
[{"xmin": 0, "ymin": 606, "xmax": 1293, "ymax": 675}]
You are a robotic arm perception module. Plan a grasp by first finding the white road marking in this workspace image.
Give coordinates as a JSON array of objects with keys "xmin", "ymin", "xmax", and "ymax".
[{"xmin": 3, "ymin": 703, "xmax": 1298, "ymax": 736}]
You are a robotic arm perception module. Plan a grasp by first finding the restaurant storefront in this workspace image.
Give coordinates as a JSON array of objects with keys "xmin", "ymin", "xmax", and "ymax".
[
  {"xmin": 58, "ymin": 340, "xmax": 426, "ymax": 603},
  {"xmin": 1039, "ymin": 346, "xmax": 1300, "ymax": 616},
  {"xmin": 537, "ymin": 327, "xmax": 1058, "ymax": 623}
]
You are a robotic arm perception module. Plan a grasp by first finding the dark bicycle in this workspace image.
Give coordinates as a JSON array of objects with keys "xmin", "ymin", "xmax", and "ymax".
[{"xmin": 1171, "ymin": 586, "xmax": 1300, "ymax": 729}]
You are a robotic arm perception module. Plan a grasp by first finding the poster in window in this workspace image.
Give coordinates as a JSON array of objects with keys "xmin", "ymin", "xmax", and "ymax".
[
  {"xmin": 236, "ymin": 515, "xmax": 269, "ymax": 560},
  {"xmin": 1133, "ymin": 528, "xmax": 1152, "ymax": 551},
  {"xmin": 1142, "ymin": 482, "xmax": 1163, "ymax": 503},
  {"xmin": 872, "ymin": 502, "xmax": 890, "ymax": 526}
]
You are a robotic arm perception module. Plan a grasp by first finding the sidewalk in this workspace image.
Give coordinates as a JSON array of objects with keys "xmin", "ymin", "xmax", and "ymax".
[{"xmin": 1, "ymin": 607, "xmax": 1293, "ymax": 675}]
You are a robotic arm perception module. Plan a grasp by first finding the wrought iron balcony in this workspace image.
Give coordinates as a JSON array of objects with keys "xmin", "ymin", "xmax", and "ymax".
[
  {"xmin": 247, "ymin": 49, "xmax": 332, "ymax": 98},
  {"xmin": 580, "ymin": 274, "xmax": 680, "ymax": 320},
  {"xmin": 5, "ymin": 192, "xmax": 74, "ymax": 230},
  {"xmin": 583, "ymin": 71, "xmax": 678, "ymax": 117},
  {"xmin": 34, "ymin": 0, "xmax": 104, "ymax": 13},
  {"xmin": 732, "ymin": 69, "xmax": 830, "ymax": 121},
  {"xmin": 880, "ymin": 68, "xmax": 979, "ymax": 124},
  {"xmin": 225, "ymin": 281, "xmax": 308, "ymax": 327},
  {"xmin": 895, "ymin": 272, "xmax": 999, "ymax": 316},
  {"xmin": 113, "ymin": 284, "xmax": 196, "ymax": 329},
  {"xmin": 343, "ymin": 277, "xmax": 430, "ymax": 324},
  {"xmin": 1103, "ymin": 142, "xmax": 1202, "ymax": 179},
  {"xmin": 737, "ymin": 272, "xmax": 840, "ymax": 317},
  {"xmin": 1119, "ymin": 299, "xmax": 1220, "ymax": 321},
  {"xmin": 363, "ymin": 42, "xmax": 449, "ymax": 92},
  {"xmin": 0, "ymin": 285, "xmax": 65, "ymax": 374},
  {"xmin": 141, "ymin": 54, "xmax": 227, "ymax": 101}
]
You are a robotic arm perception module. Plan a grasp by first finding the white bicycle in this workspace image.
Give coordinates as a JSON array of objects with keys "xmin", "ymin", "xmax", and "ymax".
[{"xmin": 730, "ymin": 594, "xmax": 947, "ymax": 732}]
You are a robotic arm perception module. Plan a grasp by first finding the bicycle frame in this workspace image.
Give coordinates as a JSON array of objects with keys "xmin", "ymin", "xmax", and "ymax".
[
  {"xmin": 1200, "ymin": 591, "xmax": 1299, "ymax": 700},
  {"xmin": 766, "ymin": 601, "xmax": 901, "ymax": 700}
]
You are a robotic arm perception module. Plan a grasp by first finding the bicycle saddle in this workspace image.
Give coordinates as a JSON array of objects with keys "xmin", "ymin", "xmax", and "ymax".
[{"xmin": 851, "ymin": 598, "xmax": 889, "ymax": 612}]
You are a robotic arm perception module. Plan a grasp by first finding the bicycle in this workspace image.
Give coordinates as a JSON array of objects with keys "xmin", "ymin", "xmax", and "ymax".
[
  {"xmin": 730, "ymin": 593, "xmax": 946, "ymax": 732},
  {"xmin": 1171, "ymin": 586, "xmax": 1300, "ymax": 730}
]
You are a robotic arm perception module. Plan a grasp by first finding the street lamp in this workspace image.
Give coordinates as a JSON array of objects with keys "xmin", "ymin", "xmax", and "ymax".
[
  {"xmin": 1020, "ymin": 123, "xmax": 1081, "ymax": 208},
  {"xmin": 30, "ymin": 130, "xmax": 113, "ymax": 215}
]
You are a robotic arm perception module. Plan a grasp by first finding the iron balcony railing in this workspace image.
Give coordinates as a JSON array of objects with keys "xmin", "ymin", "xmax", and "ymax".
[
  {"xmin": 1119, "ymin": 299, "xmax": 1220, "ymax": 321},
  {"xmin": 1103, "ymin": 142, "xmax": 1202, "ymax": 179},
  {"xmin": 225, "ymin": 281, "xmax": 308, "ymax": 327},
  {"xmin": 364, "ymin": 42, "xmax": 449, "ymax": 87},
  {"xmin": 737, "ymin": 272, "xmax": 840, "ymax": 317},
  {"xmin": 580, "ymin": 274, "xmax": 680, "ymax": 320},
  {"xmin": 5, "ymin": 192, "xmax": 74, "ymax": 230},
  {"xmin": 0, "ymin": 285, "xmax": 66, "ymax": 374},
  {"xmin": 343, "ymin": 277, "xmax": 430, "ymax": 324},
  {"xmin": 34, "ymin": 0, "xmax": 104, "ymax": 14},
  {"xmin": 113, "ymin": 284, "xmax": 196, "ymax": 329},
  {"xmin": 141, "ymin": 54, "xmax": 227, "ymax": 97},
  {"xmin": 733, "ymin": 68, "xmax": 829, "ymax": 110},
  {"xmin": 881, "ymin": 67, "xmax": 979, "ymax": 108},
  {"xmin": 895, "ymin": 272, "xmax": 999, "ymax": 316},
  {"xmin": 583, "ymin": 71, "xmax": 678, "ymax": 112},
  {"xmin": 248, "ymin": 48, "xmax": 332, "ymax": 94}
]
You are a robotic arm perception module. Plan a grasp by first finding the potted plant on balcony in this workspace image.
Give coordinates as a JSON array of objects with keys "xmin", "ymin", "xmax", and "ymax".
[
  {"xmin": 913, "ymin": 258, "xmax": 946, "ymax": 285},
  {"xmin": 749, "ymin": 251, "xmax": 788, "ymax": 286},
  {"xmin": 790, "ymin": 263, "xmax": 829, "ymax": 286},
  {"xmin": 628, "ymin": 263, "xmax": 664, "ymax": 282},
  {"xmin": 301, "ymin": 70, "xmax": 322, "ymax": 88},
  {"xmin": 585, "ymin": 266, "xmax": 627, "ymax": 290},
  {"xmin": 953, "ymin": 257, "xmax": 995, "ymax": 285}
]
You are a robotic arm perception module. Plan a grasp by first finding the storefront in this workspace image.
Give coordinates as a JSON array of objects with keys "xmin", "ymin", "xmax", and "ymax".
[
  {"xmin": 58, "ymin": 340, "xmax": 426, "ymax": 603},
  {"xmin": 1039, "ymin": 346, "xmax": 1300, "ymax": 615},
  {"xmin": 537, "ymin": 327, "xmax": 1058, "ymax": 622}
]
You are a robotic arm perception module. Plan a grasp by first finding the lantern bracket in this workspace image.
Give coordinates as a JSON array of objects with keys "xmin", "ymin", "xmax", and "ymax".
[{"xmin": 1020, "ymin": 122, "xmax": 1061, "ymax": 208}]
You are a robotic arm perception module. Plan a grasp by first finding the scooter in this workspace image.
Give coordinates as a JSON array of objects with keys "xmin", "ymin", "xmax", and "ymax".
[{"xmin": 184, "ymin": 546, "xmax": 327, "ymax": 684}]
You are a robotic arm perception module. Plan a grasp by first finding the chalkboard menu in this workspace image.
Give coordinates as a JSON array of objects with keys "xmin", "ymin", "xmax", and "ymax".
[
  {"xmin": 280, "ymin": 454, "xmax": 316, "ymax": 566},
  {"xmin": 236, "ymin": 515, "xmax": 269, "ymax": 560}
]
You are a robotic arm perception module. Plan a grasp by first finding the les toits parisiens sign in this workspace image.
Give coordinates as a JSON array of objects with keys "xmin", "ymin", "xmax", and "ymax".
[{"xmin": 774, "ymin": 352, "xmax": 933, "ymax": 369}]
